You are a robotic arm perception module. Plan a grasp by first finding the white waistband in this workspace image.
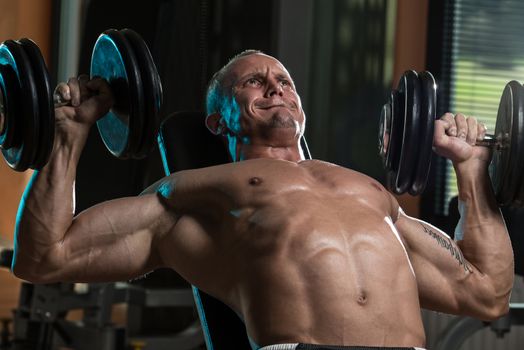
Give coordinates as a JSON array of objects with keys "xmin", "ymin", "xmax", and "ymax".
[
  {"xmin": 259, "ymin": 345, "xmax": 426, "ymax": 350},
  {"xmin": 259, "ymin": 344, "xmax": 298, "ymax": 350}
]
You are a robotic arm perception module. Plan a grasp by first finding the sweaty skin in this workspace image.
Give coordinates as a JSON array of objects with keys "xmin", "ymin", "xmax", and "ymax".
[
  {"xmin": 12, "ymin": 54, "xmax": 513, "ymax": 348},
  {"xmin": 150, "ymin": 159, "xmax": 424, "ymax": 346}
]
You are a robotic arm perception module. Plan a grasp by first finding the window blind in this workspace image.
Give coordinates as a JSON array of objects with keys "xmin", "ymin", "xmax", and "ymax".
[{"xmin": 440, "ymin": 0, "xmax": 524, "ymax": 212}]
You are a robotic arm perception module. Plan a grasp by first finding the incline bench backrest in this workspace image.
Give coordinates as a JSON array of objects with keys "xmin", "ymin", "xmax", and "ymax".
[{"xmin": 157, "ymin": 111, "xmax": 250, "ymax": 350}]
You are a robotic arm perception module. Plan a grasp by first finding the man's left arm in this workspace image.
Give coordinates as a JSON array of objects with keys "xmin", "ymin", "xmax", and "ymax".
[{"xmin": 395, "ymin": 113, "xmax": 514, "ymax": 321}]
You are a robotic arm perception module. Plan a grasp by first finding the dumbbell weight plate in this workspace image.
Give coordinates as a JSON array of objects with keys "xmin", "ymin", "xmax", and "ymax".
[
  {"xmin": 508, "ymin": 83, "xmax": 524, "ymax": 207},
  {"xmin": 510, "ymin": 84, "xmax": 524, "ymax": 207},
  {"xmin": 381, "ymin": 90, "xmax": 403, "ymax": 192},
  {"xmin": 107, "ymin": 29, "xmax": 146, "ymax": 157},
  {"xmin": 393, "ymin": 71, "xmax": 421, "ymax": 194},
  {"xmin": 18, "ymin": 38, "xmax": 55, "ymax": 170},
  {"xmin": 378, "ymin": 102, "xmax": 390, "ymax": 164},
  {"xmin": 0, "ymin": 70, "xmax": 5, "ymax": 141},
  {"xmin": 490, "ymin": 81, "xmax": 524, "ymax": 206},
  {"xmin": 0, "ymin": 72, "xmax": 4, "ymax": 140},
  {"xmin": 380, "ymin": 93, "xmax": 396, "ymax": 170},
  {"xmin": 0, "ymin": 64, "xmax": 18, "ymax": 150},
  {"xmin": 409, "ymin": 71, "xmax": 436, "ymax": 195},
  {"xmin": 513, "ymin": 144, "xmax": 524, "ymax": 207},
  {"xmin": 0, "ymin": 41, "xmax": 39, "ymax": 171},
  {"xmin": 121, "ymin": 28, "xmax": 163, "ymax": 159},
  {"xmin": 91, "ymin": 30, "xmax": 145, "ymax": 158}
]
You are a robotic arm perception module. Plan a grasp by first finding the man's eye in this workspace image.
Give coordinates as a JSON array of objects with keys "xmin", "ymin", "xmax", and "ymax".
[
  {"xmin": 279, "ymin": 80, "xmax": 294, "ymax": 89},
  {"xmin": 246, "ymin": 78, "xmax": 261, "ymax": 86}
]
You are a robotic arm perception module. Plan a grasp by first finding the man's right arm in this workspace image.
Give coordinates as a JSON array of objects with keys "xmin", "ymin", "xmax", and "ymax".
[
  {"xmin": 12, "ymin": 77, "xmax": 176, "ymax": 283},
  {"xmin": 395, "ymin": 114, "xmax": 514, "ymax": 321}
]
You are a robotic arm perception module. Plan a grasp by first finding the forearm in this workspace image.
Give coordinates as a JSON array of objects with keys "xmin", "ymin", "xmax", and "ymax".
[
  {"xmin": 13, "ymin": 126, "xmax": 89, "ymax": 278},
  {"xmin": 13, "ymin": 127, "xmax": 170, "ymax": 283},
  {"xmin": 454, "ymin": 161, "xmax": 514, "ymax": 296}
]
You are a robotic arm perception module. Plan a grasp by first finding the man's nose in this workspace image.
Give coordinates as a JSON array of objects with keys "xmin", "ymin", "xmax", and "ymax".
[{"xmin": 265, "ymin": 80, "xmax": 283, "ymax": 97}]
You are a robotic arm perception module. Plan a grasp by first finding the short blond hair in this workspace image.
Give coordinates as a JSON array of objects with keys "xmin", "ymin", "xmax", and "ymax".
[{"xmin": 205, "ymin": 49, "xmax": 263, "ymax": 116}]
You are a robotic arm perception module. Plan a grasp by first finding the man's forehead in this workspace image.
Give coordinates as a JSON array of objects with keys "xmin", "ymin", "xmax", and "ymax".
[{"xmin": 227, "ymin": 53, "xmax": 291, "ymax": 80}]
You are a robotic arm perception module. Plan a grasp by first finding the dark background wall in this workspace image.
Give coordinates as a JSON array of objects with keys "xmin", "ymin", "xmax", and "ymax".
[{"xmin": 72, "ymin": 0, "xmax": 397, "ymax": 214}]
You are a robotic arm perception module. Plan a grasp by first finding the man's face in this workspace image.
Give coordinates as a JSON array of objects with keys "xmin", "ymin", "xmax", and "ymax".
[{"xmin": 225, "ymin": 53, "xmax": 305, "ymax": 141}]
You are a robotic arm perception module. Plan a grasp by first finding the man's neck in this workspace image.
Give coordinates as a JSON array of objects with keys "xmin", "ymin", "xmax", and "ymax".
[
  {"xmin": 227, "ymin": 127, "xmax": 305, "ymax": 162},
  {"xmin": 236, "ymin": 143, "xmax": 303, "ymax": 162}
]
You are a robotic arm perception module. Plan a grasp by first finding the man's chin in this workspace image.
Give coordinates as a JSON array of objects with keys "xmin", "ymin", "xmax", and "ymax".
[
  {"xmin": 257, "ymin": 115, "xmax": 303, "ymax": 140},
  {"xmin": 268, "ymin": 114, "xmax": 298, "ymax": 128}
]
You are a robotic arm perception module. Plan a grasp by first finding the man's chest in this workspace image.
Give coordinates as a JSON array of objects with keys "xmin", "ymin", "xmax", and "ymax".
[
  {"xmin": 171, "ymin": 159, "xmax": 393, "ymax": 226},
  {"xmin": 223, "ymin": 160, "xmax": 390, "ymax": 210}
]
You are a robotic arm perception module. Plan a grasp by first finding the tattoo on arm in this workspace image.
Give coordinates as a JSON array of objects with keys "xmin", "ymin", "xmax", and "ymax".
[{"xmin": 420, "ymin": 224, "xmax": 472, "ymax": 273}]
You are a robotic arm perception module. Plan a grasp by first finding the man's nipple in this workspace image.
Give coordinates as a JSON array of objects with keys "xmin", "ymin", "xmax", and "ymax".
[{"xmin": 249, "ymin": 177, "xmax": 263, "ymax": 186}]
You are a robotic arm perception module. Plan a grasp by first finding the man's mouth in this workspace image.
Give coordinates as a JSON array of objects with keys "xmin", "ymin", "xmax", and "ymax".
[
  {"xmin": 256, "ymin": 101, "xmax": 295, "ymax": 110},
  {"xmin": 260, "ymin": 104, "xmax": 286, "ymax": 109}
]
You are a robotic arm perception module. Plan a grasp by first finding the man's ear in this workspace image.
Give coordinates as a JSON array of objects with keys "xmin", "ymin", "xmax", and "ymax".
[{"xmin": 205, "ymin": 113, "xmax": 224, "ymax": 135}]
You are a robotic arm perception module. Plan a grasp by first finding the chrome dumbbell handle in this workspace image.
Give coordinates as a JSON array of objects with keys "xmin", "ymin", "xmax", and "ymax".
[{"xmin": 475, "ymin": 133, "xmax": 509, "ymax": 150}]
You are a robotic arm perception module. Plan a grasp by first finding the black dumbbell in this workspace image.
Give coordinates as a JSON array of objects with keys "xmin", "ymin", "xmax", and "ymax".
[
  {"xmin": 0, "ymin": 29, "xmax": 163, "ymax": 172},
  {"xmin": 379, "ymin": 70, "xmax": 524, "ymax": 207}
]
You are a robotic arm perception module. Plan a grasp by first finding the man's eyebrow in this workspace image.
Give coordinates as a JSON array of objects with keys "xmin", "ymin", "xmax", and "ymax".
[
  {"xmin": 231, "ymin": 72, "xmax": 263, "ymax": 89},
  {"xmin": 238, "ymin": 72, "xmax": 265, "ymax": 81},
  {"xmin": 232, "ymin": 71, "xmax": 294, "ymax": 90},
  {"xmin": 275, "ymin": 73, "xmax": 293, "ymax": 81},
  {"xmin": 237, "ymin": 71, "xmax": 293, "ymax": 83}
]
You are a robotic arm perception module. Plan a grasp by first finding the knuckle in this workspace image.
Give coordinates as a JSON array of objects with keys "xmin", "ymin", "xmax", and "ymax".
[
  {"xmin": 456, "ymin": 115, "xmax": 466, "ymax": 123},
  {"xmin": 441, "ymin": 112, "xmax": 454, "ymax": 120},
  {"xmin": 56, "ymin": 84, "xmax": 67, "ymax": 93}
]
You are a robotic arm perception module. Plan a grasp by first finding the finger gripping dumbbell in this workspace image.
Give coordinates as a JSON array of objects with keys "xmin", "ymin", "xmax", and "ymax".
[
  {"xmin": 0, "ymin": 29, "xmax": 163, "ymax": 172},
  {"xmin": 379, "ymin": 71, "xmax": 524, "ymax": 207}
]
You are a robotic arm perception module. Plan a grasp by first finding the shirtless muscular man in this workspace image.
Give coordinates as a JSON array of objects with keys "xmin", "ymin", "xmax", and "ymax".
[{"xmin": 11, "ymin": 51, "xmax": 514, "ymax": 350}]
